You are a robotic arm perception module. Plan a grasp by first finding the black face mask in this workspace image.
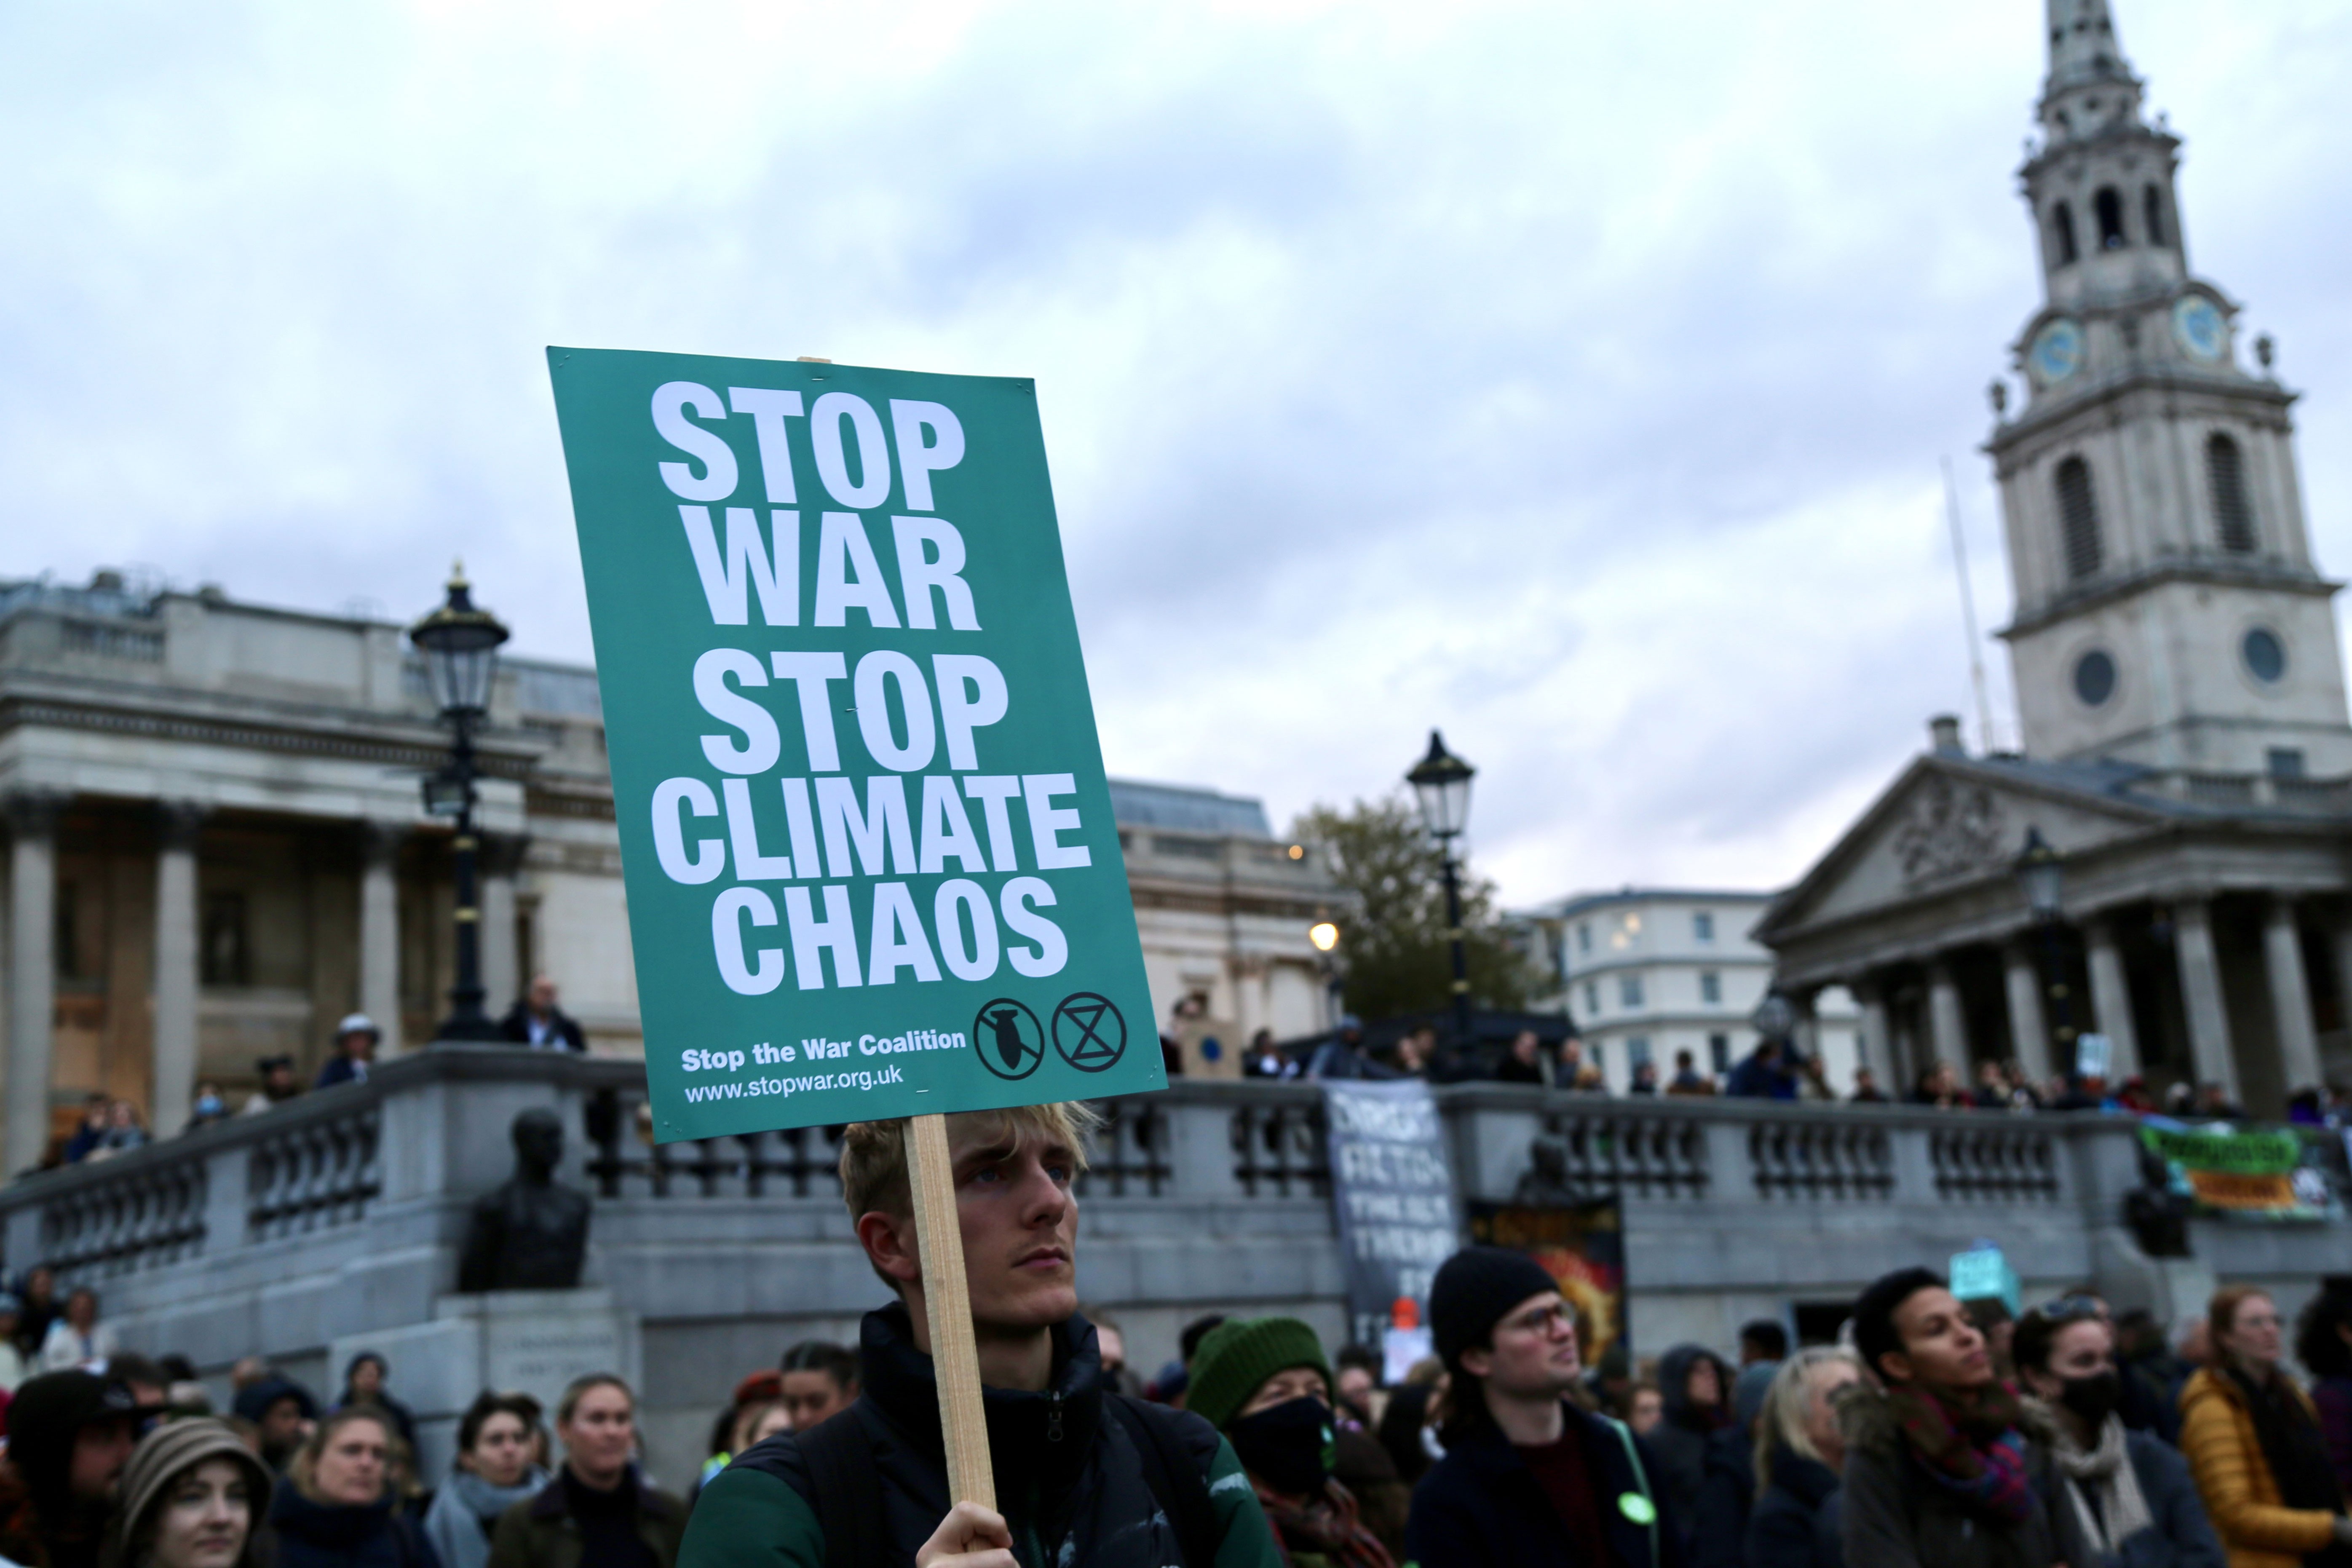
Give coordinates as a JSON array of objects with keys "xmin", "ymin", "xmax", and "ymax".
[
  {"xmin": 1226, "ymin": 1397, "xmax": 1334, "ymax": 1497},
  {"xmin": 2060, "ymin": 1370, "xmax": 2121, "ymax": 1426}
]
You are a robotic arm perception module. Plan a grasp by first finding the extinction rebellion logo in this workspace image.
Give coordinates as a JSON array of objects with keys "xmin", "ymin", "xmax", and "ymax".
[{"xmin": 970, "ymin": 993, "xmax": 1126, "ymax": 1079}]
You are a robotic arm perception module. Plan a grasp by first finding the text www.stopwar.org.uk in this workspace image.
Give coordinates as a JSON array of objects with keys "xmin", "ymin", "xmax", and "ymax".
[{"xmin": 682, "ymin": 1065, "xmax": 906, "ymax": 1102}]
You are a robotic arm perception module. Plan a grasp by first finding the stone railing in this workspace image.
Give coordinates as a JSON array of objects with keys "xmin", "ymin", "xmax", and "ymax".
[{"xmin": 4, "ymin": 1052, "xmax": 2149, "ymax": 1277}]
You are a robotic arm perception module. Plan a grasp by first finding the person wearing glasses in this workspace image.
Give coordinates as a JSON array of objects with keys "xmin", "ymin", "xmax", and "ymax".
[
  {"xmin": 2178, "ymin": 1285, "xmax": 2352, "ymax": 1568},
  {"xmin": 2012, "ymin": 1298, "xmax": 2223, "ymax": 1568}
]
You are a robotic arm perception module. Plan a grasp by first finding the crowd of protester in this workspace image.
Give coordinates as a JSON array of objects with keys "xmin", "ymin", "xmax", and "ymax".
[
  {"xmin": 13, "ymin": 1093, "xmax": 2352, "ymax": 1568},
  {"xmin": 39, "ymin": 979, "xmax": 596, "ymax": 1174}
]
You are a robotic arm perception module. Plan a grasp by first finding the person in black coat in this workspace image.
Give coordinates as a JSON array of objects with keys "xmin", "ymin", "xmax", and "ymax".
[
  {"xmin": 498, "ymin": 976, "xmax": 586, "ymax": 1053},
  {"xmin": 1747, "ymin": 1347, "xmax": 1866, "ymax": 1568},
  {"xmin": 1648, "ymin": 1343, "xmax": 1735, "ymax": 1529},
  {"xmin": 1406, "ymin": 1247, "xmax": 1685, "ymax": 1568},
  {"xmin": 269, "ymin": 1409, "xmax": 441, "ymax": 1568},
  {"xmin": 316, "ymin": 1016, "xmax": 380, "ymax": 1089}
]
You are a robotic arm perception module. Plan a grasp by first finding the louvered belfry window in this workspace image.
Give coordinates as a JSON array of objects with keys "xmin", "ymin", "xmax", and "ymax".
[
  {"xmin": 2208, "ymin": 433, "xmax": 2256, "ymax": 553},
  {"xmin": 2056, "ymin": 456, "xmax": 2102, "ymax": 581}
]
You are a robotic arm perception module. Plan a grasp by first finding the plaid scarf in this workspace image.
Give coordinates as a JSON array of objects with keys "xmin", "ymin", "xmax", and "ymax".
[
  {"xmin": 1886, "ymin": 1382, "xmax": 2037, "ymax": 1527},
  {"xmin": 1251, "ymin": 1476, "xmax": 1396, "ymax": 1568}
]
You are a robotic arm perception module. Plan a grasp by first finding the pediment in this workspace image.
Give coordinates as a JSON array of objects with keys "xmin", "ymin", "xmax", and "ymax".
[{"xmin": 1758, "ymin": 758, "xmax": 2169, "ymax": 942}]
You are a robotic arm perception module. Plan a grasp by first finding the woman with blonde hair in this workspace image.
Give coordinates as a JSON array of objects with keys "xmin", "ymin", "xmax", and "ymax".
[
  {"xmin": 1746, "ymin": 1346, "xmax": 1862, "ymax": 1568},
  {"xmin": 104, "ymin": 1420, "xmax": 273, "ymax": 1568},
  {"xmin": 2179, "ymin": 1285, "xmax": 2352, "ymax": 1568},
  {"xmin": 267, "ymin": 1407, "xmax": 442, "ymax": 1568}
]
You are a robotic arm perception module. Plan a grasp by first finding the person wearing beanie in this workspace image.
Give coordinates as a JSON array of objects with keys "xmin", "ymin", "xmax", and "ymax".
[
  {"xmin": 1187, "ymin": 1318, "xmax": 1396, "ymax": 1568},
  {"xmin": 230, "ymin": 1375, "xmax": 318, "ymax": 1475},
  {"xmin": 1841, "ymin": 1266, "xmax": 2088, "ymax": 1568},
  {"xmin": 0, "ymin": 1370, "xmax": 144, "ymax": 1568},
  {"xmin": 105, "ymin": 1418, "xmax": 273, "ymax": 1568},
  {"xmin": 1406, "ymin": 1247, "xmax": 1683, "ymax": 1568}
]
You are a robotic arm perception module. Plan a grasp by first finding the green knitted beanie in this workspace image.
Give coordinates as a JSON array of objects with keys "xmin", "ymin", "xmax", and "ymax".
[{"xmin": 1185, "ymin": 1316, "xmax": 1334, "ymax": 1433}]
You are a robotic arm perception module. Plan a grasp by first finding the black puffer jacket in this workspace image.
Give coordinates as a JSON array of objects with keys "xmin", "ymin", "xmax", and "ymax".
[
  {"xmin": 1838, "ymin": 1385, "xmax": 2092, "ymax": 1568},
  {"xmin": 682, "ymin": 1303, "xmax": 1276, "ymax": 1568}
]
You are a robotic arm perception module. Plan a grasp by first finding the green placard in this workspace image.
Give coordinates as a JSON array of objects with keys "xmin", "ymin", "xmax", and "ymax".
[{"xmin": 546, "ymin": 347, "xmax": 1161, "ymax": 1141}]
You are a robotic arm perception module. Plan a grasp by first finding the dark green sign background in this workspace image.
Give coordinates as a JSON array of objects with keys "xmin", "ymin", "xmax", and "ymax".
[{"xmin": 547, "ymin": 347, "xmax": 1160, "ymax": 1140}]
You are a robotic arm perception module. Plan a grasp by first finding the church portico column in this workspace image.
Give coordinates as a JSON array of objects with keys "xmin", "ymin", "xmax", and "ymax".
[
  {"xmin": 5, "ymin": 792, "xmax": 65, "ymax": 1175},
  {"xmin": 2262, "ymin": 896, "xmax": 2324, "ymax": 1095},
  {"xmin": 1852, "ymin": 977, "xmax": 1898, "ymax": 1092},
  {"xmin": 1927, "ymin": 960, "xmax": 1968, "ymax": 1072},
  {"xmin": 2001, "ymin": 939, "xmax": 2053, "ymax": 1084},
  {"xmin": 360, "ymin": 822, "xmax": 404, "ymax": 1057},
  {"xmin": 2172, "ymin": 899, "xmax": 2239, "ymax": 1102},
  {"xmin": 151, "ymin": 802, "xmax": 206, "ymax": 1138},
  {"xmin": 2084, "ymin": 917, "xmax": 2141, "ymax": 1080},
  {"xmin": 479, "ymin": 832, "xmax": 527, "ymax": 1024}
]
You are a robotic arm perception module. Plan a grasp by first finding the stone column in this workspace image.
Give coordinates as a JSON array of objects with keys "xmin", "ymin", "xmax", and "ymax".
[
  {"xmin": 479, "ymin": 833, "xmax": 527, "ymax": 1022},
  {"xmin": 2262, "ymin": 896, "xmax": 2324, "ymax": 1095},
  {"xmin": 2173, "ymin": 898, "xmax": 2239, "ymax": 1102},
  {"xmin": 1853, "ymin": 978, "xmax": 1898, "ymax": 1092},
  {"xmin": 2084, "ymin": 917, "xmax": 2142, "ymax": 1079},
  {"xmin": 5, "ymin": 792, "xmax": 64, "ymax": 1175},
  {"xmin": 151, "ymin": 802, "xmax": 206, "ymax": 1138},
  {"xmin": 2002, "ymin": 939, "xmax": 2053, "ymax": 1083},
  {"xmin": 360, "ymin": 822, "xmax": 404, "ymax": 1057},
  {"xmin": 1927, "ymin": 960, "xmax": 1968, "ymax": 1070}
]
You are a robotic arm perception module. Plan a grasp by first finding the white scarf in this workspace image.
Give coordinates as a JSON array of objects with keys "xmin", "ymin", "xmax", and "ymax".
[{"xmin": 2052, "ymin": 1413, "xmax": 2154, "ymax": 1555}]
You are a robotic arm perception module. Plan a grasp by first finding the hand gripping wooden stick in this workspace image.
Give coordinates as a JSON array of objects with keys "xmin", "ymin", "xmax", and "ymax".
[{"xmin": 907, "ymin": 1112, "xmax": 995, "ymax": 1512}]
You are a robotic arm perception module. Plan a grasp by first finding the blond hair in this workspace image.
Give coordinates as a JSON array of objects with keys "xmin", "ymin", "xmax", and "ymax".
[
  {"xmin": 1753, "ymin": 1346, "xmax": 1862, "ymax": 1498},
  {"xmin": 289, "ymin": 1408, "xmax": 396, "ymax": 1504},
  {"xmin": 840, "ymin": 1103, "xmax": 1101, "ymax": 1223}
]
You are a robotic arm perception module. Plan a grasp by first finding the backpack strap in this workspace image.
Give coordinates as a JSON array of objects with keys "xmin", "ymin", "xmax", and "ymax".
[
  {"xmin": 1595, "ymin": 1413, "xmax": 1661, "ymax": 1568},
  {"xmin": 1104, "ymin": 1394, "xmax": 1221, "ymax": 1568},
  {"xmin": 795, "ymin": 1409, "xmax": 888, "ymax": 1568}
]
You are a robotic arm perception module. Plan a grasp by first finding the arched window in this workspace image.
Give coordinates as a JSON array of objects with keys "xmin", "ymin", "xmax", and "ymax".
[
  {"xmin": 2052, "ymin": 202, "xmax": 2079, "ymax": 266},
  {"xmin": 2142, "ymin": 185, "xmax": 2166, "ymax": 248},
  {"xmin": 2208, "ymin": 433, "xmax": 2256, "ymax": 553},
  {"xmin": 2095, "ymin": 187, "xmax": 2127, "ymax": 249},
  {"xmin": 2056, "ymin": 456, "xmax": 2103, "ymax": 580}
]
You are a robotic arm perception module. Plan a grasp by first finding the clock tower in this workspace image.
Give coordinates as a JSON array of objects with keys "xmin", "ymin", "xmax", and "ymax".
[{"xmin": 1990, "ymin": 0, "xmax": 2350, "ymax": 779}]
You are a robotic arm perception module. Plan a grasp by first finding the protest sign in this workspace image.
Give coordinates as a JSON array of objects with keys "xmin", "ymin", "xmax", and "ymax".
[
  {"xmin": 1949, "ymin": 1242, "xmax": 2021, "ymax": 1318},
  {"xmin": 546, "ymin": 348, "xmax": 1161, "ymax": 1144},
  {"xmin": 1322, "ymin": 1080, "xmax": 1461, "ymax": 1346},
  {"xmin": 1467, "ymin": 1197, "xmax": 1627, "ymax": 1362},
  {"xmin": 2139, "ymin": 1119, "xmax": 2332, "ymax": 1218}
]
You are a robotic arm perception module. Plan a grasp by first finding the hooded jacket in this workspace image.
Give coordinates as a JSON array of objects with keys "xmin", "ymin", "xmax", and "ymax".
[
  {"xmin": 1838, "ymin": 1382, "xmax": 2092, "ymax": 1568},
  {"xmin": 1647, "ymin": 1346, "xmax": 1734, "ymax": 1528},
  {"xmin": 679, "ymin": 1303, "xmax": 1280, "ymax": 1568},
  {"xmin": 2177, "ymin": 1366, "xmax": 2344, "ymax": 1568}
]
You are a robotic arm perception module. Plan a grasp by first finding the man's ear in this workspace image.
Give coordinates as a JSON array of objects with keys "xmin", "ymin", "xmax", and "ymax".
[
  {"xmin": 1877, "ymin": 1349, "xmax": 1913, "ymax": 1386},
  {"xmin": 1458, "ymin": 1347, "xmax": 1492, "ymax": 1380},
  {"xmin": 856, "ymin": 1209, "xmax": 923, "ymax": 1286}
]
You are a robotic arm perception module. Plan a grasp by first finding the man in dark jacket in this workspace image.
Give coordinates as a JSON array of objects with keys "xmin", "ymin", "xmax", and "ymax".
[
  {"xmin": 1406, "ymin": 1246, "xmax": 1684, "ymax": 1568},
  {"xmin": 1841, "ymin": 1266, "xmax": 2089, "ymax": 1568},
  {"xmin": 0, "ymin": 1370, "xmax": 142, "ymax": 1568},
  {"xmin": 499, "ymin": 975, "xmax": 588, "ymax": 1052},
  {"xmin": 681, "ymin": 1103, "xmax": 1281, "ymax": 1567},
  {"xmin": 1647, "ymin": 1343, "xmax": 1734, "ymax": 1530},
  {"xmin": 315, "ymin": 1014, "xmax": 378, "ymax": 1088}
]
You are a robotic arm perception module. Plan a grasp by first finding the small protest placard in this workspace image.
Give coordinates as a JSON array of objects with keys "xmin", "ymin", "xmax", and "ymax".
[
  {"xmin": 546, "ymin": 348, "xmax": 1162, "ymax": 1142},
  {"xmin": 1321, "ymin": 1079, "xmax": 1461, "ymax": 1347}
]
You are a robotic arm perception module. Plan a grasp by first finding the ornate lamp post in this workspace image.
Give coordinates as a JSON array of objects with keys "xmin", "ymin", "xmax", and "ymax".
[
  {"xmin": 410, "ymin": 565, "xmax": 511, "ymax": 1043},
  {"xmin": 2015, "ymin": 827, "xmax": 2077, "ymax": 1070},
  {"xmin": 1406, "ymin": 730, "xmax": 1477, "ymax": 1046}
]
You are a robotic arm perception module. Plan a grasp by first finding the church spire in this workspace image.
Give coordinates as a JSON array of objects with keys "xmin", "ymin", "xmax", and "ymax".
[{"xmin": 2044, "ymin": 0, "xmax": 2131, "ymax": 94}]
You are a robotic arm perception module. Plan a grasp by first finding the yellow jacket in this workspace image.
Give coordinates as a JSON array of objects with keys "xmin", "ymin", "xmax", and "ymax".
[{"xmin": 2178, "ymin": 1365, "xmax": 2339, "ymax": 1568}]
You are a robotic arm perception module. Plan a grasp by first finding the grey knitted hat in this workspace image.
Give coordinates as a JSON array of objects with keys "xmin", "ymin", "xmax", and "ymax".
[{"xmin": 113, "ymin": 1418, "xmax": 273, "ymax": 1561}]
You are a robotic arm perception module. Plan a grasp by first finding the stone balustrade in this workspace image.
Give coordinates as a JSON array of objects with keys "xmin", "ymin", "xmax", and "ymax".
[{"xmin": 5, "ymin": 1048, "xmax": 2341, "ymax": 1485}]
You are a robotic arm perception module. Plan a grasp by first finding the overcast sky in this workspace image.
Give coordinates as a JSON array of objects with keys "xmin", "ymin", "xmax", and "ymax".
[{"xmin": 5, "ymin": 0, "xmax": 2349, "ymax": 907}]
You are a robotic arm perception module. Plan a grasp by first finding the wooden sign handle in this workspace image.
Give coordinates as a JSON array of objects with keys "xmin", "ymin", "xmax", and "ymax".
[{"xmin": 907, "ymin": 1112, "xmax": 996, "ymax": 1511}]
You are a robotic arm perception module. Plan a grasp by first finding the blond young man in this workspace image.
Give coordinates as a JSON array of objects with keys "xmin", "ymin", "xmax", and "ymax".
[{"xmin": 680, "ymin": 1104, "xmax": 1281, "ymax": 1568}]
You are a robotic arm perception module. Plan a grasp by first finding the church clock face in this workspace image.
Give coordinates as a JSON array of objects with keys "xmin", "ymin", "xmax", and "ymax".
[
  {"xmin": 2172, "ymin": 295, "xmax": 2226, "ymax": 361},
  {"xmin": 2028, "ymin": 318, "xmax": 2084, "ymax": 385}
]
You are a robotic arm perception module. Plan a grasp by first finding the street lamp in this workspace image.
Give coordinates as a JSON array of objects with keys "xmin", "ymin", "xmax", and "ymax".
[
  {"xmin": 2014, "ymin": 826, "xmax": 2077, "ymax": 1069},
  {"xmin": 410, "ymin": 564, "xmax": 511, "ymax": 1043},
  {"xmin": 1406, "ymin": 730, "xmax": 1477, "ymax": 1047}
]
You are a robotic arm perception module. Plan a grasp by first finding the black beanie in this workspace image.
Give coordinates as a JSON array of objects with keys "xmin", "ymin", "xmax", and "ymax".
[{"xmin": 1430, "ymin": 1246, "xmax": 1562, "ymax": 1373}]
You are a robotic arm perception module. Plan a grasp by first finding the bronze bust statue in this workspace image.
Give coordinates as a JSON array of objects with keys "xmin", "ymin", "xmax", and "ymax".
[{"xmin": 457, "ymin": 1107, "xmax": 591, "ymax": 1292}]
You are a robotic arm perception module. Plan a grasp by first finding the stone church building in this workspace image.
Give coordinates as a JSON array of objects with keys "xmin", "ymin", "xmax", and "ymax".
[{"xmin": 1758, "ymin": 0, "xmax": 2352, "ymax": 1118}]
